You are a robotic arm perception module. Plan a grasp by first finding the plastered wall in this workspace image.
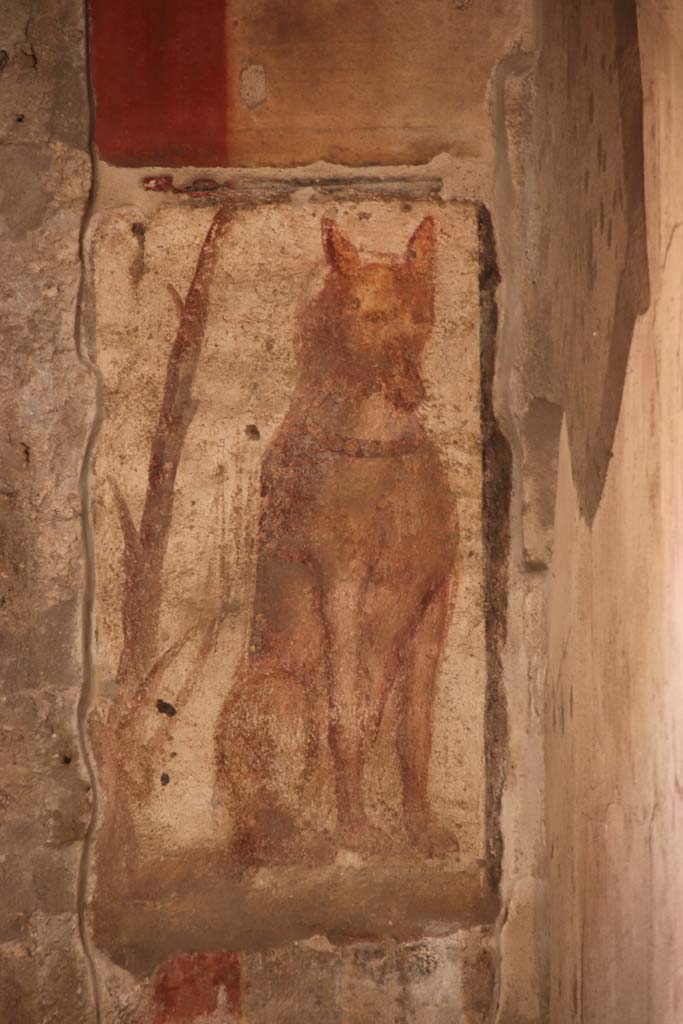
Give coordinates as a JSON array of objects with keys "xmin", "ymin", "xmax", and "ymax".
[{"xmin": 0, "ymin": 2, "xmax": 545, "ymax": 1021}]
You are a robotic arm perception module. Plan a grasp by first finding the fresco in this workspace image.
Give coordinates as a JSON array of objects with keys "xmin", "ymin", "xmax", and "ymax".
[{"xmin": 88, "ymin": 197, "xmax": 488, "ymax": 961}]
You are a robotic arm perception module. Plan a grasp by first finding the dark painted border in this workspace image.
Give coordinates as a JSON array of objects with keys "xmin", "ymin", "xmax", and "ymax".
[{"xmin": 478, "ymin": 206, "xmax": 510, "ymax": 893}]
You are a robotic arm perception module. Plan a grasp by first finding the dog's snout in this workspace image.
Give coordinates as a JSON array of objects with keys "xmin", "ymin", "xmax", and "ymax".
[{"xmin": 381, "ymin": 351, "xmax": 426, "ymax": 410}]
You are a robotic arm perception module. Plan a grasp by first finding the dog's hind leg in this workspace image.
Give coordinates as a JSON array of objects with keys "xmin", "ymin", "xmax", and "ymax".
[
  {"xmin": 396, "ymin": 578, "xmax": 454, "ymax": 853},
  {"xmin": 214, "ymin": 665, "xmax": 301, "ymax": 864}
]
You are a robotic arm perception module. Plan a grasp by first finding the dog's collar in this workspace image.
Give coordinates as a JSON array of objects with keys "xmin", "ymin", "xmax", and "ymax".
[{"xmin": 302, "ymin": 422, "xmax": 425, "ymax": 458}]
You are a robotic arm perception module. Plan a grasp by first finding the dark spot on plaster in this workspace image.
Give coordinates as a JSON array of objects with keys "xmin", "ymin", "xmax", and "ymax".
[
  {"xmin": 62, "ymin": 755, "xmax": 72, "ymax": 765},
  {"xmin": 21, "ymin": 443, "xmax": 30, "ymax": 465},
  {"xmin": 353, "ymin": 945, "xmax": 386, "ymax": 965},
  {"xmin": 15, "ymin": 114, "xmax": 25, "ymax": 124},
  {"xmin": 130, "ymin": 222, "xmax": 146, "ymax": 286},
  {"xmin": 160, "ymin": 772, "xmax": 170, "ymax": 786},
  {"xmin": 245, "ymin": 424, "xmax": 260, "ymax": 440},
  {"xmin": 0, "ymin": 50, "xmax": 9, "ymax": 73},
  {"xmin": 186, "ymin": 178, "xmax": 220, "ymax": 196},
  {"xmin": 156, "ymin": 699, "xmax": 176, "ymax": 717}
]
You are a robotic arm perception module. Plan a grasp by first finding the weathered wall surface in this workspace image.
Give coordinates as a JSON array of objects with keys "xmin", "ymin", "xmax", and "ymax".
[
  {"xmin": 0, "ymin": 0, "xmax": 95, "ymax": 1020},
  {"xmin": 543, "ymin": 2, "xmax": 683, "ymax": 1021},
  {"xmin": 0, "ymin": 0, "xmax": 558, "ymax": 1021}
]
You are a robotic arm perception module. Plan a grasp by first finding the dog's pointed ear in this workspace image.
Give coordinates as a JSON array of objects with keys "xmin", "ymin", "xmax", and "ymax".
[
  {"xmin": 405, "ymin": 217, "xmax": 436, "ymax": 272},
  {"xmin": 322, "ymin": 218, "xmax": 360, "ymax": 274}
]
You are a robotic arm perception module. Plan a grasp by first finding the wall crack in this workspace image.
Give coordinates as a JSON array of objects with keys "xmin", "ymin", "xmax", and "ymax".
[{"xmin": 74, "ymin": 0, "xmax": 103, "ymax": 1018}]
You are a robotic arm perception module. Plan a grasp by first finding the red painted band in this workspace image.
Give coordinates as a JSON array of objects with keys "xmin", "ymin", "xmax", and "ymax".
[{"xmin": 90, "ymin": 0, "xmax": 229, "ymax": 167}]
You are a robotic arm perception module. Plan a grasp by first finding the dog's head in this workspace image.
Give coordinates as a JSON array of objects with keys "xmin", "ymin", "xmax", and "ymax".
[{"xmin": 317, "ymin": 217, "xmax": 436, "ymax": 411}]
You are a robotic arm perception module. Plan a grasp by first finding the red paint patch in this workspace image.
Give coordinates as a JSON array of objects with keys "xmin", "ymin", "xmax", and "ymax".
[
  {"xmin": 90, "ymin": 0, "xmax": 229, "ymax": 167},
  {"xmin": 151, "ymin": 951, "xmax": 241, "ymax": 1023}
]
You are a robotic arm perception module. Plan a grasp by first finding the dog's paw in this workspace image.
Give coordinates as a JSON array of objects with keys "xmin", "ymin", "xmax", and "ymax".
[
  {"xmin": 407, "ymin": 821, "xmax": 460, "ymax": 859},
  {"xmin": 336, "ymin": 814, "xmax": 393, "ymax": 858}
]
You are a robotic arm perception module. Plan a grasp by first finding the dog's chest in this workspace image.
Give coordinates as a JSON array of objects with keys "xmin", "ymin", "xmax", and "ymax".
[{"xmin": 262, "ymin": 438, "xmax": 455, "ymax": 557}]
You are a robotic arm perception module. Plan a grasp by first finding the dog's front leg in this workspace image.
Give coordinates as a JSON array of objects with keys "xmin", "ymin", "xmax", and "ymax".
[{"xmin": 321, "ymin": 577, "xmax": 368, "ymax": 842}]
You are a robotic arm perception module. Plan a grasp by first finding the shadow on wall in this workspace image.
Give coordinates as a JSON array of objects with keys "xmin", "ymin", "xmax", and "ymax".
[{"xmin": 533, "ymin": 0, "xmax": 650, "ymax": 523}]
